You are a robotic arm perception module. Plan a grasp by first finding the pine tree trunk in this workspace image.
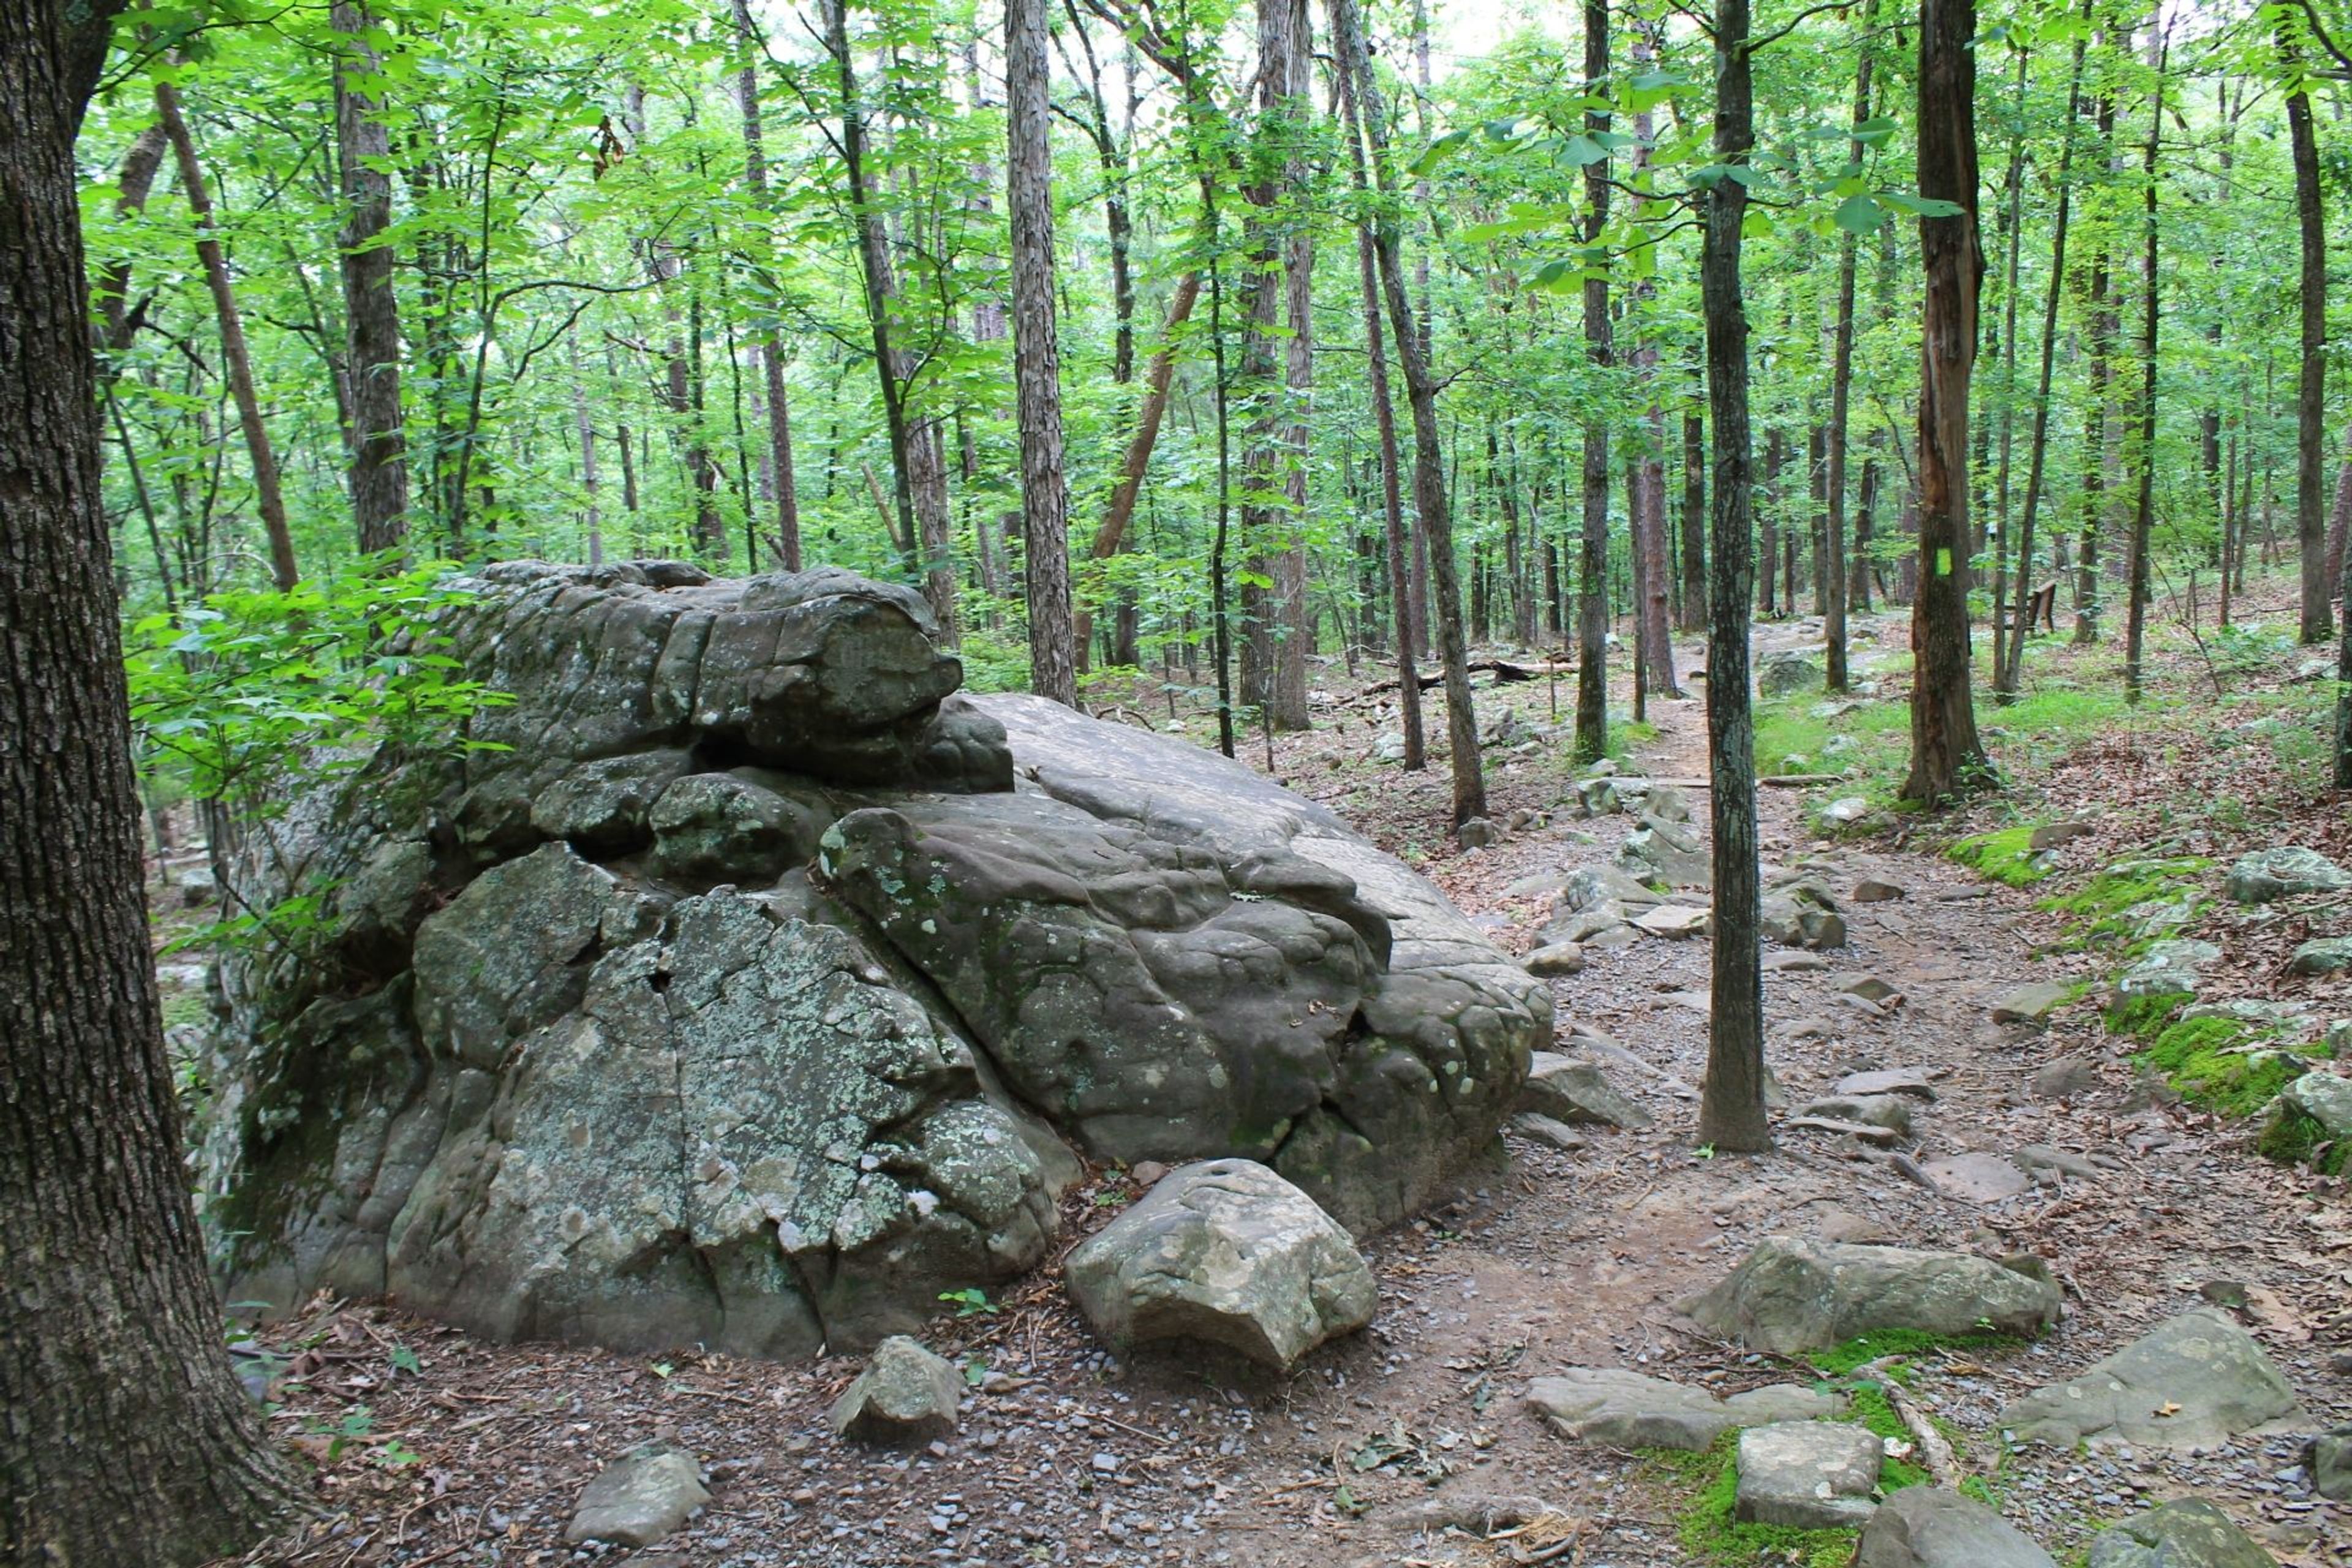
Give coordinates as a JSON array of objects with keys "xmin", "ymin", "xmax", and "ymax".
[
  {"xmin": 4, "ymin": 6, "xmax": 296, "ymax": 1559},
  {"xmin": 1902, "ymin": 0, "xmax": 1990, "ymax": 804},
  {"xmin": 1007, "ymin": 0, "xmax": 1077, "ymax": 704},
  {"xmin": 1696, "ymin": 0, "xmax": 1768, "ymax": 1155}
]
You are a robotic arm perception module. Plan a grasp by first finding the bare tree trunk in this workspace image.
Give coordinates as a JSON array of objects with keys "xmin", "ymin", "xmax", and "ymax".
[
  {"xmin": 1902, "ymin": 0, "xmax": 1990, "ymax": 804},
  {"xmin": 2124, "ymin": 35, "xmax": 2167, "ymax": 703},
  {"xmin": 1074, "ymin": 274, "xmax": 1200, "ymax": 664},
  {"xmin": 1681, "ymin": 409, "xmax": 1708, "ymax": 630},
  {"xmin": 2287, "ymin": 34, "xmax": 2332, "ymax": 644},
  {"xmin": 1696, "ymin": 0, "xmax": 1768, "ymax": 1155},
  {"xmin": 332, "ymin": 1, "xmax": 408, "ymax": 559},
  {"xmin": 732, "ymin": 0, "xmax": 801, "ymax": 570},
  {"xmin": 4, "ymin": 6, "xmax": 296, "ymax": 1558},
  {"xmin": 1273, "ymin": 0, "xmax": 1315, "ymax": 729},
  {"xmin": 1332, "ymin": 0, "xmax": 1483, "ymax": 826},
  {"xmin": 153, "ymin": 80, "xmax": 300, "ymax": 590},
  {"xmin": 1007, "ymin": 0, "xmax": 1077, "ymax": 703},
  {"xmin": 93, "ymin": 123, "xmax": 168, "ymax": 359},
  {"xmin": 2075, "ymin": 83, "xmax": 2116, "ymax": 642},
  {"xmin": 1823, "ymin": 10, "xmax": 1872, "ymax": 688},
  {"xmin": 1758, "ymin": 426, "xmax": 1783, "ymax": 616},
  {"xmin": 1626, "ymin": 19, "xmax": 1679, "ymax": 697},
  {"xmin": 1987, "ymin": 45, "xmax": 2026, "ymax": 686},
  {"xmin": 1574, "ymin": 0, "xmax": 1612, "ymax": 763}
]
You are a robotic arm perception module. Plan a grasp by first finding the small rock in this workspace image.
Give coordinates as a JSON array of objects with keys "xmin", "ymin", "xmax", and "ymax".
[
  {"xmin": 2113, "ymin": 940, "xmax": 2222, "ymax": 1002},
  {"xmin": 1834, "ymin": 972, "xmax": 1901, "ymax": 1004},
  {"xmin": 1757, "ymin": 651, "xmax": 1824, "ymax": 697},
  {"xmin": 1523, "ymin": 940, "xmax": 1587, "ymax": 978},
  {"xmin": 2032, "ymin": 1056, "xmax": 2099, "ymax": 1099},
  {"xmin": 2086, "ymin": 1498, "xmax": 2278, "ymax": 1568},
  {"xmin": 1735, "ymin": 1420, "xmax": 1882, "ymax": 1529},
  {"xmin": 1813, "ymin": 1206, "xmax": 1898, "ymax": 1246},
  {"xmin": 1525, "ymin": 1366, "xmax": 1842, "ymax": 1451},
  {"xmin": 2013, "ymin": 1145, "xmax": 2100, "ymax": 1183},
  {"xmin": 2224, "ymin": 846, "xmax": 2351, "ymax": 904},
  {"xmin": 1510, "ymin": 1113, "xmax": 1589, "ymax": 1153},
  {"xmin": 1633, "ymin": 904, "xmax": 1711, "ymax": 939},
  {"xmin": 1855, "ymin": 1487, "xmax": 2056, "ymax": 1568},
  {"xmin": 1853, "ymin": 878, "xmax": 1907, "ymax": 903},
  {"xmin": 1553, "ymin": 864, "xmax": 1662, "ymax": 916},
  {"xmin": 829, "ymin": 1336, "xmax": 963, "ymax": 1445},
  {"xmin": 1822, "ymin": 796, "xmax": 1872, "ymax": 826},
  {"xmin": 565, "ymin": 1445, "xmax": 711, "ymax": 1548},
  {"xmin": 1129, "ymin": 1159, "xmax": 1170, "ymax": 1188},
  {"xmin": 1455, "ymin": 816, "xmax": 1498, "ymax": 850},
  {"xmin": 1920, "ymin": 1152, "xmax": 2033, "ymax": 1204},
  {"xmin": 1992, "ymin": 981, "xmax": 2074, "ymax": 1027},
  {"xmin": 2029, "ymin": 821, "xmax": 2094, "ymax": 851},
  {"xmin": 1520, "ymin": 1052, "xmax": 1653, "ymax": 1130},
  {"xmin": 1834, "ymin": 1069, "xmax": 1939, "ymax": 1101},
  {"xmin": 1372, "ymin": 731, "xmax": 1407, "ymax": 763},
  {"xmin": 2287, "ymin": 937, "xmax": 2352, "ymax": 978},
  {"xmin": 2310, "ymin": 1424, "xmax": 2352, "ymax": 1500},
  {"xmin": 1763, "ymin": 950, "xmax": 1832, "ymax": 973},
  {"xmin": 1796, "ymin": 1093, "xmax": 1915, "ymax": 1135}
]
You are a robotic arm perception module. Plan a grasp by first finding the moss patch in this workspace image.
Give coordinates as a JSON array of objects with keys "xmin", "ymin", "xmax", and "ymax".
[
  {"xmin": 2136, "ymin": 1016, "xmax": 2314, "ymax": 1118},
  {"xmin": 1806, "ymin": 1328, "xmax": 2022, "ymax": 1379},
  {"xmin": 1649, "ymin": 1434, "xmax": 1858, "ymax": 1568},
  {"xmin": 2256, "ymin": 1102, "xmax": 2352, "ymax": 1174},
  {"xmin": 2038, "ymin": 856, "xmax": 2209, "ymax": 952},
  {"xmin": 2105, "ymin": 991, "xmax": 2192, "ymax": 1041},
  {"xmin": 1949, "ymin": 827, "xmax": 2056, "ymax": 887}
]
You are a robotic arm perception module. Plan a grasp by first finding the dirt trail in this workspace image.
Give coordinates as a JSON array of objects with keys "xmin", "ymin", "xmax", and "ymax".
[{"xmin": 233, "ymin": 628, "xmax": 2351, "ymax": 1568}]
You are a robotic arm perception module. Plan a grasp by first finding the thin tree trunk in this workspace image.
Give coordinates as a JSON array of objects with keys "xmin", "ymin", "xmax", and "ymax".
[
  {"xmin": 570, "ymin": 333, "xmax": 603, "ymax": 566},
  {"xmin": 1696, "ymin": 0, "xmax": 1768, "ymax": 1155},
  {"xmin": 1332, "ymin": 0, "xmax": 1483, "ymax": 826},
  {"xmin": 1988, "ymin": 43, "xmax": 2027, "ymax": 688},
  {"xmin": 4, "ymin": 5, "xmax": 296, "ymax": 1559},
  {"xmin": 332, "ymin": 1, "xmax": 407, "ymax": 559},
  {"xmin": 153, "ymin": 80, "xmax": 300, "ymax": 590},
  {"xmin": 1902, "ymin": 0, "xmax": 1990, "ymax": 804},
  {"xmin": 94, "ymin": 122, "xmax": 168, "ymax": 360},
  {"xmin": 1074, "ymin": 273, "xmax": 1200, "ymax": 665},
  {"xmin": 1681, "ymin": 409, "xmax": 1708, "ymax": 630},
  {"xmin": 1627, "ymin": 20, "xmax": 1679, "ymax": 697},
  {"xmin": 1008, "ymin": 0, "xmax": 1077, "ymax": 704},
  {"xmin": 1822, "ymin": 9, "xmax": 1872, "ymax": 688},
  {"xmin": 2075, "ymin": 83, "xmax": 2116, "ymax": 642},
  {"xmin": 2287, "ymin": 35, "xmax": 2332, "ymax": 644},
  {"xmin": 1575, "ymin": 0, "xmax": 1612, "ymax": 762},
  {"xmin": 2124, "ymin": 35, "xmax": 2166, "ymax": 704},
  {"xmin": 733, "ymin": 0, "xmax": 802, "ymax": 570}
]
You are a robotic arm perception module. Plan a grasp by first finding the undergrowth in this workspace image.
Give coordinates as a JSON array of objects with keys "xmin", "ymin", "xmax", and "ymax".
[
  {"xmin": 1948, "ymin": 826, "xmax": 2054, "ymax": 886},
  {"xmin": 2038, "ymin": 857, "xmax": 2209, "ymax": 954},
  {"xmin": 2136, "ymin": 1017, "xmax": 2314, "ymax": 1118},
  {"xmin": 1804, "ymin": 1328, "xmax": 2022, "ymax": 1379}
]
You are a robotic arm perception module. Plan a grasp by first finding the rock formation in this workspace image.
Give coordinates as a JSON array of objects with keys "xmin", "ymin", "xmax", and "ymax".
[{"xmin": 194, "ymin": 562, "xmax": 1547, "ymax": 1359}]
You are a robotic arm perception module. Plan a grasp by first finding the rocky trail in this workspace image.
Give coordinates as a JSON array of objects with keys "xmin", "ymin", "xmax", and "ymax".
[{"xmin": 217, "ymin": 621, "xmax": 2352, "ymax": 1568}]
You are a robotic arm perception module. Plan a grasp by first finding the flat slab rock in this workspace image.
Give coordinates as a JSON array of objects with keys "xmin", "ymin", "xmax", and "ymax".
[
  {"xmin": 1992, "ymin": 981, "xmax": 2074, "ymax": 1025},
  {"xmin": 1855, "ymin": 1486, "xmax": 2056, "ymax": 1568},
  {"xmin": 1518, "ymin": 1052, "xmax": 1653, "ymax": 1129},
  {"xmin": 565, "ymin": 1445, "xmax": 710, "ymax": 1547},
  {"xmin": 2087, "ymin": 1499, "xmax": 2278, "ymax": 1568},
  {"xmin": 1735, "ymin": 1420, "xmax": 1883, "ymax": 1529},
  {"xmin": 1065, "ymin": 1159, "xmax": 1374, "ymax": 1371},
  {"xmin": 1686, "ymin": 1237, "xmax": 2063, "ymax": 1354},
  {"xmin": 1998, "ymin": 1308, "xmax": 2301, "ymax": 1450},
  {"xmin": 1920, "ymin": 1152, "xmax": 2034, "ymax": 1204},
  {"xmin": 1524, "ymin": 1366, "xmax": 1842, "ymax": 1450},
  {"xmin": 2224, "ymin": 846, "xmax": 2351, "ymax": 904}
]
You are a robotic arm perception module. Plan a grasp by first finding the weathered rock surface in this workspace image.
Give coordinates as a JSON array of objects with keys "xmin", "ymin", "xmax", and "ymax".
[
  {"xmin": 1855, "ymin": 1487, "xmax": 2056, "ymax": 1568},
  {"xmin": 2086, "ymin": 1499, "xmax": 2277, "ymax": 1568},
  {"xmin": 2287, "ymin": 937, "xmax": 2352, "ymax": 977},
  {"xmin": 1997, "ymin": 1308, "xmax": 2300, "ymax": 1449},
  {"xmin": 2312, "ymin": 1424, "xmax": 2352, "ymax": 1500},
  {"xmin": 1523, "ymin": 940, "xmax": 1586, "ymax": 978},
  {"xmin": 2032, "ymin": 1056, "xmax": 2101, "ymax": 1099},
  {"xmin": 195, "ymin": 564, "xmax": 1546, "ymax": 1360},
  {"xmin": 829, "ymin": 1335, "xmax": 962, "ymax": 1444},
  {"xmin": 1617, "ymin": 815, "xmax": 1711, "ymax": 886},
  {"xmin": 2114, "ymin": 940, "xmax": 2222, "ymax": 1002},
  {"xmin": 1992, "ymin": 981, "xmax": 2074, "ymax": 1025},
  {"xmin": 1758, "ymin": 650, "xmax": 1824, "ymax": 697},
  {"xmin": 2224, "ymin": 846, "xmax": 2350, "ymax": 904},
  {"xmin": 1523, "ymin": 1366, "xmax": 1841, "ymax": 1450},
  {"xmin": 1686, "ymin": 1238, "xmax": 2062, "ymax": 1353},
  {"xmin": 1519, "ymin": 1053, "xmax": 1653, "ymax": 1130},
  {"xmin": 1063, "ymin": 1159, "xmax": 1376, "ymax": 1371},
  {"xmin": 1920, "ymin": 1152, "xmax": 2034, "ymax": 1204},
  {"xmin": 565, "ymin": 1445, "xmax": 710, "ymax": 1547},
  {"xmin": 1735, "ymin": 1420, "xmax": 1882, "ymax": 1528}
]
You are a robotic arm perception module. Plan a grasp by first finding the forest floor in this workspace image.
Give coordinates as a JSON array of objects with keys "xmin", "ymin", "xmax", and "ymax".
[{"xmin": 200, "ymin": 575, "xmax": 2352, "ymax": 1568}]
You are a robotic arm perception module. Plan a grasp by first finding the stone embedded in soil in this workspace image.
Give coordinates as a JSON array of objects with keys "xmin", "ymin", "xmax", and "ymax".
[
  {"xmin": 1854, "ymin": 1487, "xmax": 2056, "ymax": 1568},
  {"xmin": 1835, "ymin": 1069, "xmax": 1939, "ymax": 1101},
  {"xmin": 1553, "ymin": 864, "xmax": 1662, "ymax": 915},
  {"xmin": 564, "ymin": 1445, "xmax": 711, "ymax": 1547},
  {"xmin": 829, "ymin": 1336, "xmax": 963, "ymax": 1445},
  {"xmin": 2032, "ymin": 1055, "xmax": 2100, "ymax": 1099},
  {"xmin": 2223, "ymin": 846, "xmax": 2351, "ymax": 905},
  {"xmin": 1796, "ymin": 1093, "xmax": 1915, "ymax": 1135},
  {"xmin": 1523, "ymin": 1366, "xmax": 1842, "ymax": 1451},
  {"xmin": 2274, "ymin": 1071, "xmax": 2352, "ymax": 1139},
  {"xmin": 1997, "ymin": 1306, "xmax": 2301, "ymax": 1450},
  {"xmin": 1518, "ymin": 1052, "xmax": 1653, "ymax": 1130},
  {"xmin": 1523, "ymin": 940, "xmax": 1586, "ymax": 978},
  {"xmin": 1685, "ymin": 1237, "xmax": 2064, "ymax": 1354},
  {"xmin": 2311, "ymin": 1424, "xmax": 2352, "ymax": 1500},
  {"xmin": 1854, "ymin": 878, "xmax": 1907, "ymax": 902},
  {"xmin": 1617, "ymin": 815, "xmax": 1711, "ymax": 886},
  {"xmin": 2114, "ymin": 939, "xmax": 2223, "ymax": 1002},
  {"xmin": 2013, "ymin": 1145, "xmax": 2101, "ymax": 1183},
  {"xmin": 1919, "ymin": 1152, "xmax": 2033, "ymax": 1204},
  {"xmin": 2030, "ymin": 821, "xmax": 2095, "ymax": 851},
  {"xmin": 1992, "ymin": 981, "xmax": 2075, "ymax": 1026},
  {"xmin": 1734, "ymin": 1420, "xmax": 1883, "ymax": 1529},
  {"xmin": 1765, "ymin": 950, "xmax": 1833, "ymax": 973},
  {"xmin": 1632, "ymin": 903, "xmax": 1710, "ymax": 939},
  {"xmin": 2086, "ymin": 1498, "xmax": 2278, "ymax": 1568},
  {"xmin": 1510, "ymin": 1113, "xmax": 1588, "ymax": 1153},
  {"xmin": 1762, "ymin": 892, "xmax": 1847, "ymax": 949},
  {"xmin": 2287, "ymin": 937, "xmax": 2352, "ymax": 977},
  {"xmin": 1063, "ymin": 1158, "xmax": 1374, "ymax": 1372}
]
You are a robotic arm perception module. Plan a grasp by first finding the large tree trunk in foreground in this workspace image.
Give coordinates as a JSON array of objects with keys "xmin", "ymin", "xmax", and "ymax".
[
  {"xmin": 1008, "ymin": 0, "xmax": 1077, "ymax": 704},
  {"xmin": 3, "ymin": 4, "xmax": 295, "ymax": 1561},
  {"xmin": 1332, "ymin": 0, "xmax": 1483, "ymax": 826},
  {"xmin": 1696, "ymin": 0, "xmax": 1769, "ymax": 1156},
  {"xmin": 1901, "ymin": 0, "xmax": 1990, "ymax": 805},
  {"xmin": 333, "ymin": 1, "xmax": 408, "ymax": 559}
]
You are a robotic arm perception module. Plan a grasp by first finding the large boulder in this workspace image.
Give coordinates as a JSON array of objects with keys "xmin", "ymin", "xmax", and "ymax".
[
  {"xmin": 1685, "ymin": 1238, "xmax": 2063, "ymax": 1354},
  {"xmin": 1063, "ymin": 1159, "xmax": 1376, "ymax": 1370},
  {"xmin": 194, "ymin": 565, "xmax": 1547, "ymax": 1360},
  {"xmin": 1997, "ymin": 1308, "xmax": 2300, "ymax": 1450},
  {"xmin": 1855, "ymin": 1487, "xmax": 2055, "ymax": 1568}
]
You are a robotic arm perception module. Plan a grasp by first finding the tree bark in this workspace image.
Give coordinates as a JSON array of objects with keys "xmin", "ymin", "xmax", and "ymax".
[
  {"xmin": 1696, "ymin": 0, "xmax": 1768, "ymax": 1155},
  {"xmin": 4, "ymin": 4, "xmax": 296, "ymax": 1560},
  {"xmin": 1074, "ymin": 273, "xmax": 1200, "ymax": 665},
  {"xmin": 2124, "ymin": 36, "xmax": 2166, "ymax": 703},
  {"xmin": 2286, "ymin": 38, "xmax": 2332, "ymax": 644},
  {"xmin": 2074, "ymin": 83, "xmax": 2116, "ymax": 642},
  {"xmin": 1680, "ymin": 409, "xmax": 1708, "ymax": 630},
  {"xmin": 94, "ymin": 121, "xmax": 168, "ymax": 360},
  {"xmin": 153, "ymin": 79, "xmax": 300, "ymax": 590},
  {"xmin": 1574, "ymin": 0, "xmax": 1612, "ymax": 763},
  {"xmin": 732, "ymin": 0, "xmax": 802, "ymax": 570},
  {"xmin": 1988, "ymin": 43, "xmax": 2027, "ymax": 687},
  {"xmin": 1332, "ymin": 0, "xmax": 1484, "ymax": 826},
  {"xmin": 1008, "ymin": 0, "xmax": 1077, "ymax": 704},
  {"xmin": 332, "ymin": 1, "xmax": 408, "ymax": 559},
  {"xmin": 1901, "ymin": 0, "xmax": 1991, "ymax": 805},
  {"xmin": 1823, "ymin": 7, "xmax": 1871, "ymax": 690},
  {"xmin": 1625, "ymin": 20, "xmax": 1679, "ymax": 698}
]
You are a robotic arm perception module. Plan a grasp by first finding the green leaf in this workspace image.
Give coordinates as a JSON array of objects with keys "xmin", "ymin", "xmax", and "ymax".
[{"xmin": 1834, "ymin": 192, "xmax": 1887, "ymax": 235}]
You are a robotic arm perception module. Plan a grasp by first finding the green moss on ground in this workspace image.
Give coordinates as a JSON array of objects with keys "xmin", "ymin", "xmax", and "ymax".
[
  {"xmin": 1649, "ymin": 1435, "xmax": 1858, "ymax": 1568},
  {"xmin": 1949, "ymin": 827, "xmax": 2056, "ymax": 887},
  {"xmin": 2104, "ymin": 991, "xmax": 2192, "ymax": 1041},
  {"xmin": 1806, "ymin": 1328, "xmax": 2022, "ymax": 1379},
  {"xmin": 2038, "ymin": 856, "xmax": 2209, "ymax": 952},
  {"xmin": 2136, "ymin": 1016, "xmax": 2314, "ymax": 1118},
  {"xmin": 2256, "ymin": 1102, "xmax": 2352, "ymax": 1174}
]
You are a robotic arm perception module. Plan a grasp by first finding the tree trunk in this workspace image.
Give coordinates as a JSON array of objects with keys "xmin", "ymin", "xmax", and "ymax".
[
  {"xmin": 2074, "ymin": 83, "xmax": 2116, "ymax": 642},
  {"xmin": 1007, "ymin": 0, "xmax": 1077, "ymax": 704},
  {"xmin": 1988, "ymin": 43, "xmax": 2027, "ymax": 688},
  {"xmin": 1758, "ymin": 426, "xmax": 1782, "ymax": 617},
  {"xmin": 153, "ymin": 80, "xmax": 300, "ymax": 590},
  {"xmin": 1902, "ymin": 0, "xmax": 1990, "ymax": 805},
  {"xmin": 332, "ymin": 1, "xmax": 408, "ymax": 559},
  {"xmin": 1332, "ymin": 0, "xmax": 1484, "ymax": 826},
  {"xmin": 2124, "ymin": 37, "xmax": 2166, "ymax": 703},
  {"xmin": 1626, "ymin": 20, "xmax": 1679, "ymax": 698},
  {"xmin": 4, "ymin": 5, "xmax": 296, "ymax": 1560},
  {"xmin": 1574, "ymin": 0, "xmax": 1612, "ymax": 763},
  {"xmin": 2287, "ymin": 39, "xmax": 2332, "ymax": 644},
  {"xmin": 1822, "ymin": 10, "xmax": 1872, "ymax": 688},
  {"xmin": 1272, "ymin": 0, "xmax": 1314, "ymax": 731},
  {"xmin": 1074, "ymin": 273, "xmax": 1200, "ymax": 665},
  {"xmin": 733, "ymin": 0, "xmax": 802, "ymax": 570},
  {"xmin": 1696, "ymin": 0, "xmax": 1768, "ymax": 1155},
  {"xmin": 1681, "ymin": 409, "xmax": 1708, "ymax": 630}
]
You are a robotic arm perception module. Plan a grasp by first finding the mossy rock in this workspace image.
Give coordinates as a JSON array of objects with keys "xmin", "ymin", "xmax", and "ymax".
[{"xmin": 1949, "ymin": 827, "xmax": 2057, "ymax": 888}]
